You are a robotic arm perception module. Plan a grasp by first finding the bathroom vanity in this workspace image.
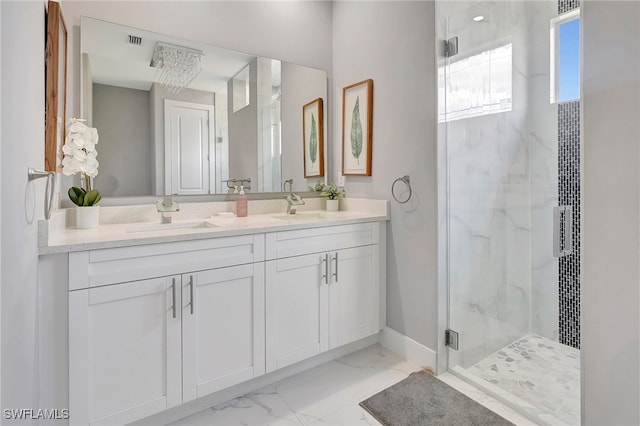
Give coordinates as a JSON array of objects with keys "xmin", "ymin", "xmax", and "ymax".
[{"xmin": 40, "ymin": 199, "xmax": 388, "ymax": 425}]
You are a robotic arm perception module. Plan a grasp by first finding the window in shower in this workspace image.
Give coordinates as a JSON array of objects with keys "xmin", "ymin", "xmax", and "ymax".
[
  {"xmin": 438, "ymin": 43, "xmax": 512, "ymax": 122},
  {"xmin": 551, "ymin": 9, "xmax": 581, "ymax": 102}
]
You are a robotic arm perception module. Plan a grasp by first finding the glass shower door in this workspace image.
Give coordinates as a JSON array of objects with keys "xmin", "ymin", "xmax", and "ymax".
[
  {"xmin": 443, "ymin": 0, "xmax": 532, "ymax": 372},
  {"xmin": 440, "ymin": 1, "xmax": 579, "ymax": 424}
]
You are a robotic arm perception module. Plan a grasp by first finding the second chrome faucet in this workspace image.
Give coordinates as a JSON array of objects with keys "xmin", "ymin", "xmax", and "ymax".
[
  {"xmin": 156, "ymin": 196, "xmax": 180, "ymax": 223},
  {"xmin": 283, "ymin": 179, "xmax": 305, "ymax": 214}
]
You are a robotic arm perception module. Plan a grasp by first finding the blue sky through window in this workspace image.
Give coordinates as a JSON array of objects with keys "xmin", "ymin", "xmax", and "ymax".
[{"xmin": 559, "ymin": 18, "xmax": 580, "ymax": 101}]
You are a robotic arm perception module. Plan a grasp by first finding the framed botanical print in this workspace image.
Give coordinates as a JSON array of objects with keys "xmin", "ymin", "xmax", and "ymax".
[
  {"xmin": 342, "ymin": 79, "xmax": 373, "ymax": 176},
  {"xmin": 303, "ymin": 97, "xmax": 324, "ymax": 178}
]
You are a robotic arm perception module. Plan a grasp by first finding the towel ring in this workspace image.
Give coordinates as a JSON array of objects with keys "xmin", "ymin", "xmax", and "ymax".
[
  {"xmin": 391, "ymin": 175, "xmax": 412, "ymax": 204},
  {"xmin": 28, "ymin": 168, "xmax": 56, "ymax": 219}
]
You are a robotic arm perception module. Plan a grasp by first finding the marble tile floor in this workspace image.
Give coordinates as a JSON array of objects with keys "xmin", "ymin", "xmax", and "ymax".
[
  {"xmin": 468, "ymin": 334, "xmax": 580, "ymax": 426},
  {"xmin": 169, "ymin": 344, "xmax": 533, "ymax": 426}
]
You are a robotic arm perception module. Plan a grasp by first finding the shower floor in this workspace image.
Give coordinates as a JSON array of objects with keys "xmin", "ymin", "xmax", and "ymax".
[{"xmin": 453, "ymin": 334, "xmax": 580, "ymax": 425}]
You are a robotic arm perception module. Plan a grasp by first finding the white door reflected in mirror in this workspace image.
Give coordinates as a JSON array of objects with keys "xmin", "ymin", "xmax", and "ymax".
[{"xmin": 165, "ymin": 100, "xmax": 213, "ymax": 196}]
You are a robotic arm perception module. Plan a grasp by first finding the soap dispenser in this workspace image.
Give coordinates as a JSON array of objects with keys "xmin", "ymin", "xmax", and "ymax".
[{"xmin": 236, "ymin": 185, "xmax": 248, "ymax": 217}]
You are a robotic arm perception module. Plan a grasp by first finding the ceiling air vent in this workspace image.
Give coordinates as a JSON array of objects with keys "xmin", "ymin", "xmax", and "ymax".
[{"xmin": 127, "ymin": 35, "xmax": 143, "ymax": 46}]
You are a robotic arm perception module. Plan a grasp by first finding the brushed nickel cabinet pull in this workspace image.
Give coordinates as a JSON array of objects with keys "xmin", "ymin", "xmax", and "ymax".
[
  {"xmin": 189, "ymin": 275, "xmax": 194, "ymax": 315},
  {"xmin": 172, "ymin": 278, "xmax": 177, "ymax": 319},
  {"xmin": 332, "ymin": 252, "xmax": 339, "ymax": 282},
  {"xmin": 321, "ymin": 254, "xmax": 328, "ymax": 284}
]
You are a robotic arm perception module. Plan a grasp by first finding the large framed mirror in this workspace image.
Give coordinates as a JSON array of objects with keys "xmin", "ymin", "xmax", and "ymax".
[{"xmin": 80, "ymin": 17, "xmax": 328, "ymax": 198}]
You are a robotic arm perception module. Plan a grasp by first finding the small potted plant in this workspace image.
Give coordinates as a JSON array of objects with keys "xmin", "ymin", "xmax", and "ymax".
[
  {"xmin": 61, "ymin": 118, "xmax": 102, "ymax": 228},
  {"xmin": 320, "ymin": 182, "xmax": 345, "ymax": 211},
  {"xmin": 307, "ymin": 181, "xmax": 326, "ymax": 192}
]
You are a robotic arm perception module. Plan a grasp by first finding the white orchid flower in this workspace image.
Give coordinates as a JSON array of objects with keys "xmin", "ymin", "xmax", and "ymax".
[{"xmin": 61, "ymin": 118, "xmax": 100, "ymax": 181}]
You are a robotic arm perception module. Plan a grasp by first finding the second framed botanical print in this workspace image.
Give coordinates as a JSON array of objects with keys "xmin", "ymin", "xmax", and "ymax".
[
  {"xmin": 303, "ymin": 98, "xmax": 324, "ymax": 178},
  {"xmin": 342, "ymin": 79, "xmax": 373, "ymax": 176}
]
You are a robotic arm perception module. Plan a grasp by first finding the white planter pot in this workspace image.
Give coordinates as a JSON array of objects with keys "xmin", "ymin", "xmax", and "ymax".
[
  {"xmin": 76, "ymin": 206, "xmax": 100, "ymax": 229},
  {"xmin": 325, "ymin": 199, "xmax": 340, "ymax": 212}
]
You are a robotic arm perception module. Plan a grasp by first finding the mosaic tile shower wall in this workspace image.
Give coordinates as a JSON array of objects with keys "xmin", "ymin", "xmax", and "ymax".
[
  {"xmin": 558, "ymin": 0, "xmax": 579, "ymax": 15},
  {"xmin": 558, "ymin": 100, "xmax": 580, "ymax": 349}
]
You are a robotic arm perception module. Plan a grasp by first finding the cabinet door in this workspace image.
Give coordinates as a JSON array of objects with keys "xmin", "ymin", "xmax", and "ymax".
[
  {"xmin": 182, "ymin": 264, "xmax": 265, "ymax": 402},
  {"xmin": 265, "ymin": 253, "xmax": 329, "ymax": 372},
  {"xmin": 329, "ymin": 245, "xmax": 380, "ymax": 349},
  {"xmin": 69, "ymin": 276, "xmax": 182, "ymax": 426}
]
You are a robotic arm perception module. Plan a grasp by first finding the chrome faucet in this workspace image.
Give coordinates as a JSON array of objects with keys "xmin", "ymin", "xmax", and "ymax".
[
  {"xmin": 283, "ymin": 179, "xmax": 305, "ymax": 214},
  {"xmin": 156, "ymin": 196, "xmax": 180, "ymax": 223}
]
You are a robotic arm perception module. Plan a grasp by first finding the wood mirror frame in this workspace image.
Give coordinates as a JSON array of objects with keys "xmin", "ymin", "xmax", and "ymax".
[{"xmin": 45, "ymin": 0, "xmax": 67, "ymax": 172}]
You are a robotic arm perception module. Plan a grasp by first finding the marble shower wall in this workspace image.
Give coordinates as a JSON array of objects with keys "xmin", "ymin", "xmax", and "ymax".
[{"xmin": 440, "ymin": 1, "xmax": 562, "ymax": 368}]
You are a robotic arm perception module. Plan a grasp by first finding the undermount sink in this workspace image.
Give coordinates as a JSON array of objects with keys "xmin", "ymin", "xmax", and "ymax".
[
  {"xmin": 126, "ymin": 221, "xmax": 217, "ymax": 233},
  {"xmin": 272, "ymin": 212, "xmax": 326, "ymax": 221}
]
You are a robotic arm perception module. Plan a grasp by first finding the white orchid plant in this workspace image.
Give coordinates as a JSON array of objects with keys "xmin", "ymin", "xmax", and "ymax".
[{"xmin": 61, "ymin": 118, "xmax": 102, "ymax": 207}]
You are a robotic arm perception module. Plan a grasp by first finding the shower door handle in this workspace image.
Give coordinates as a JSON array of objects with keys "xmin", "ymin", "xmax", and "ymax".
[
  {"xmin": 553, "ymin": 206, "xmax": 573, "ymax": 258},
  {"xmin": 553, "ymin": 207, "xmax": 560, "ymax": 257},
  {"xmin": 564, "ymin": 206, "xmax": 573, "ymax": 256}
]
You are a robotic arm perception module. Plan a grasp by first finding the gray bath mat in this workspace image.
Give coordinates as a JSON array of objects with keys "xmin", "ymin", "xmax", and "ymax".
[{"xmin": 360, "ymin": 371, "xmax": 514, "ymax": 426}]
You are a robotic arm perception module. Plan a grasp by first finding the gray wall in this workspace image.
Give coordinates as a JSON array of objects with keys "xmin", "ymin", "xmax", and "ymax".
[
  {"xmin": 1, "ymin": 0, "xmax": 46, "ymax": 417},
  {"xmin": 93, "ymin": 83, "xmax": 153, "ymax": 197},
  {"xmin": 281, "ymin": 62, "xmax": 327, "ymax": 190},
  {"xmin": 228, "ymin": 58, "xmax": 258, "ymax": 188},
  {"xmin": 81, "ymin": 53, "xmax": 93, "ymax": 124},
  {"xmin": 582, "ymin": 1, "xmax": 640, "ymax": 424},
  {"xmin": 332, "ymin": 1, "xmax": 437, "ymax": 349}
]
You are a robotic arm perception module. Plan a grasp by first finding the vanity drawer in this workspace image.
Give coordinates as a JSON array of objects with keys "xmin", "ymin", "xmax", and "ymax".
[
  {"xmin": 265, "ymin": 222, "xmax": 379, "ymax": 260},
  {"xmin": 70, "ymin": 234, "xmax": 265, "ymax": 290}
]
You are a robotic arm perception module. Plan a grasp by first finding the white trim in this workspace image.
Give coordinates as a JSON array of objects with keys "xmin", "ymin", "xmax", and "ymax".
[{"xmin": 378, "ymin": 327, "xmax": 437, "ymax": 371}]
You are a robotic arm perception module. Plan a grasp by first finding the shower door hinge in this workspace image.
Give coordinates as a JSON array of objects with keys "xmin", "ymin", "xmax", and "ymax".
[
  {"xmin": 445, "ymin": 329, "xmax": 459, "ymax": 350},
  {"xmin": 443, "ymin": 37, "xmax": 459, "ymax": 58}
]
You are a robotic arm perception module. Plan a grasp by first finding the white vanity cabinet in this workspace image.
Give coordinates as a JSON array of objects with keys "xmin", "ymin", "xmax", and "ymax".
[
  {"xmin": 265, "ymin": 223, "xmax": 384, "ymax": 372},
  {"xmin": 265, "ymin": 252, "xmax": 329, "ymax": 371},
  {"xmin": 68, "ymin": 235, "xmax": 265, "ymax": 426},
  {"xmin": 181, "ymin": 264, "xmax": 265, "ymax": 401},
  {"xmin": 328, "ymin": 245, "xmax": 379, "ymax": 349},
  {"xmin": 69, "ymin": 276, "xmax": 182, "ymax": 425},
  {"xmin": 65, "ymin": 219, "xmax": 386, "ymax": 425}
]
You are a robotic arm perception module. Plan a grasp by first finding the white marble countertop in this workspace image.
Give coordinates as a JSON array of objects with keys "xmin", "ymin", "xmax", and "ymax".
[{"xmin": 39, "ymin": 198, "xmax": 389, "ymax": 255}]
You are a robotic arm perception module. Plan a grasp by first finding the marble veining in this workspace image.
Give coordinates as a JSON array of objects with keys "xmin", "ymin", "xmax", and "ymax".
[
  {"xmin": 469, "ymin": 334, "xmax": 580, "ymax": 425},
  {"xmin": 168, "ymin": 344, "xmax": 531, "ymax": 426}
]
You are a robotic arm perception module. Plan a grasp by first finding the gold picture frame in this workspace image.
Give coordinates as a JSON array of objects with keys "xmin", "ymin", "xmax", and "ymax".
[
  {"xmin": 45, "ymin": 0, "xmax": 67, "ymax": 172},
  {"xmin": 342, "ymin": 79, "xmax": 373, "ymax": 176},
  {"xmin": 302, "ymin": 97, "xmax": 324, "ymax": 178}
]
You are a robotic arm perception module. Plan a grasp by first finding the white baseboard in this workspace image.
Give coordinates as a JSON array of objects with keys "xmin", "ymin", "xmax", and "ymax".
[{"xmin": 378, "ymin": 327, "xmax": 437, "ymax": 372}]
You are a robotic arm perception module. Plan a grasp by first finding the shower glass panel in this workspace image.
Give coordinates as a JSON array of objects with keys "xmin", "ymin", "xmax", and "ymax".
[{"xmin": 439, "ymin": 1, "xmax": 580, "ymax": 424}]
